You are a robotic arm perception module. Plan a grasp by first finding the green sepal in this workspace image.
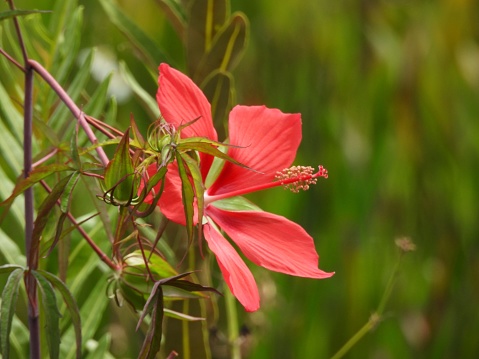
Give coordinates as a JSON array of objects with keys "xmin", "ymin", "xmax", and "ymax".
[
  {"xmin": 176, "ymin": 152, "xmax": 195, "ymax": 245},
  {"xmin": 123, "ymin": 250, "xmax": 177, "ymax": 279},
  {"xmin": 179, "ymin": 152, "xmax": 205, "ymax": 248},
  {"xmin": 177, "ymin": 137, "xmax": 251, "ymax": 169},
  {"xmin": 211, "ymin": 196, "xmax": 263, "ymax": 212},
  {"xmin": 103, "ymin": 129, "xmax": 139, "ymax": 206}
]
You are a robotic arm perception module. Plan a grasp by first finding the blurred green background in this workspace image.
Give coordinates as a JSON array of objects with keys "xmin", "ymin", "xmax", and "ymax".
[{"xmin": 2, "ymin": 0, "xmax": 479, "ymax": 358}]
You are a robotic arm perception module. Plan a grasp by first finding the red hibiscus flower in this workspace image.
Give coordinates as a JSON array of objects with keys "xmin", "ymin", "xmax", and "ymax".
[{"xmin": 151, "ymin": 63, "xmax": 333, "ymax": 312}]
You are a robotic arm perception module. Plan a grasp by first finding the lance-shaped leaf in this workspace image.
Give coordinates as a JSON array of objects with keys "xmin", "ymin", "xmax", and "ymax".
[
  {"xmin": 31, "ymin": 174, "xmax": 75, "ymax": 261},
  {"xmin": 137, "ymin": 282, "xmax": 164, "ymax": 359},
  {"xmin": 99, "ymin": 0, "xmax": 170, "ymax": 68},
  {"xmin": 179, "ymin": 152, "xmax": 205, "ymax": 249},
  {"xmin": 0, "ymin": 268, "xmax": 24, "ymax": 358},
  {"xmin": 0, "ymin": 164, "xmax": 72, "ymax": 207},
  {"xmin": 36, "ymin": 270, "xmax": 82, "ymax": 359},
  {"xmin": 159, "ymin": 271, "xmax": 221, "ymax": 296},
  {"xmin": 0, "ymin": 9, "xmax": 51, "ymax": 21},
  {"xmin": 164, "ymin": 308, "xmax": 205, "ymax": 322},
  {"xmin": 177, "ymin": 137, "xmax": 253, "ymax": 170},
  {"xmin": 201, "ymin": 69, "xmax": 234, "ymax": 138},
  {"xmin": 186, "ymin": 0, "xmax": 229, "ymax": 76},
  {"xmin": 193, "ymin": 13, "xmax": 249, "ymax": 83},
  {"xmin": 31, "ymin": 271, "xmax": 62, "ymax": 359},
  {"xmin": 103, "ymin": 129, "xmax": 138, "ymax": 206},
  {"xmin": 0, "ymin": 264, "xmax": 24, "ymax": 275},
  {"xmin": 194, "ymin": 12, "xmax": 249, "ymax": 83},
  {"xmin": 134, "ymin": 166, "xmax": 168, "ymax": 217},
  {"xmin": 43, "ymin": 171, "xmax": 81, "ymax": 257},
  {"xmin": 176, "ymin": 153, "xmax": 195, "ymax": 244},
  {"xmin": 130, "ymin": 113, "xmax": 145, "ymax": 149},
  {"xmin": 155, "ymin": 0, "xmax": 187, "ymax": 40},
  {"xmin": 70, "ymin": 125, "xmax": 81, "ymax": 170}
]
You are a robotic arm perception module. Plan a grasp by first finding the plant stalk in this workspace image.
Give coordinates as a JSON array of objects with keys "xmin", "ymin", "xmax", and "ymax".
[
  {"xmin": 27, "ymin": 60, "xmax": 110, "ymax": 167},
  {"xmin": 225, "ymin": 286, "xmax": 241, "ymax": 359},
  {"xmin": 24, "ymin": 61, "xmax": 41, "ymax": 359}
]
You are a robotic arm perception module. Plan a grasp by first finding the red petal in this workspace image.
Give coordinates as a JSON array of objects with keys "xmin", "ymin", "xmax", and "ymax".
[
  {"xmin": 157, "ymin": 63, "xmax": 217, "ymax": 177},
  {"xmin": 157, "ymin": 63, "xmax": 217, "ymax": 141},
  {"xmin": 204, "ymin": 223, "xmax": 260, "ymax": 312},
  {"xmin": 142, "ymin": 162, "xmax": 188, "ymax": 225},
  {"xmin": 207, "ymin": 206, "xmax": 334, "ymax": 279},
  {"xmin": 208, "ymin": 105, "xmax": 302, "ymax": 196}
]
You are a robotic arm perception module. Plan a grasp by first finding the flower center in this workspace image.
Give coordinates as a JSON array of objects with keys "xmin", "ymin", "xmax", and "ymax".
[
  {"xmin": 204, "ymin": 165, "xmax": 328, "ymax": 205},
  {"xmin": 275, "ymin": 165, "xmax": 328, "ymax": 193}
]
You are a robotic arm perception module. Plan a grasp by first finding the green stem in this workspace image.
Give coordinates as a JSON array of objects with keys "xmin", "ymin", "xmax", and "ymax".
[
  {"xmin": 330, "ymin": 251, "xmax": 404, "ymax": 359},
  {"xmin": 182, "ymin": 300, "xmax": 191, "ymax": 359},
  {"xmin": 225, "ymin": 286, "xmax": 241, "ymax": 359},
  {"xmin": 377, "ymin": 252, "xmax": 403, "ymax": 315},
  {"xmin": 330, "ymin": 314, "xmax": 379, "ymax": 359}
]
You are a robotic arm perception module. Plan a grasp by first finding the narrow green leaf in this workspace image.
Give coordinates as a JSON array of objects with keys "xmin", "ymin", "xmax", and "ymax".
[
  {"xmin": 84, "ymin": 333, "xmax": 111, "ymax": 359},
  {"xmin": 167, "ymin": 279, "xmax": 221, "ymax": 295},
  {"xmin": 155, "ymin": 0, "xmax": 187, "ymax": 40},
  {"xmin": 180, "ymin": 152, "xmax": 205, "ymax": 246},
  {"xmin": 0, "ymin": 9, "xmax": 51, "ymax": 21},
  {"xmin": 70, "ymin": 126, "xmax": 81, "ymax": 170},
  {"xmin": 187, "ymin": 0, "xmax": 229, "ymax": 76},
  {"xmin": 104, "ymin": 95, "xmax": 118, "ymax": 125},
  {"xmin": 0, "ymin": 229, "xmax": 25, "ymax": 265},
  {"xmin": 60, "ymin": 171, "xmax": 81, "ymax": 213},
  {"xmin": 99, "ymin": 0, "xmax": 170, "ymax": 67},
  {"xmin": 31, "ymin": 174, "xmax": 74, "ymax": 258},
  {"xmin": 137, "ymin": 283, "xmax": 164, "ymax": 359},
  {"xmin": 36, "ymin": 270, "xmax": 82, "ymax": 359},
  {"xmin": 83, "ymin": 74, "xmax": 112, "ymax": 118},
  {"xmin": 158, "ymin": 271, "xmax": 195, "ymax": 284},
  {"xmin": 195, "ymin": 12, "xmax": 249, "ymax": 83},
  {"xmin": 136, "ymin": 281, "xmax": 161, "ymax": 331},
  {"xmin": 0, "ymin": 164, "xmax": 73, "ymax": 207},
  {"xmin": 0, "ymin": 264, "xmax": 24, "ymax": 275},
  {"xmin": 49, "ymin": 44, "xmax": 92, "ymax": 128},
  {"xmin": 46, "ymin": 170, "xmax": 80, "ymax": 256},
  {"xmin": 44, "ymin": 6, "xmax": 84, "ymax": 111},
  {"xmin": 178, "ymin": 139, "xmax": 251, "ymax": 170},
  {"xmin": 0, "ymin": 268, "xmax": 24, "ymax": 358},
  {"xmin": 164, "ymin": 308, "xmax": 205, "ymax": 321},
  {"xmin": 62, "ymin": 271, "xmax": 109, "ymax": 359},
  {"xmin": 130, "ymin": 113, "xmax": 145, "ymax": 149},
  {"xmin": 201, "ymin": 70, "xmax": 233, "ymax": 137},
  {"xmin": 119, "ymin": 62, "xmax": 158, "ymax": 117},
  {"xmin": 176, "ymin": 153, "xmax": 195, "ymax": 244},
  {"xmin": 32, "ymin": 271, "xmax": 62, "ymax": 359}
]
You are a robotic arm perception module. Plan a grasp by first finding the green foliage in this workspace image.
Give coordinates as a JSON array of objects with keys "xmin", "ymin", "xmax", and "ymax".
[
  {"xmin": 2, "ymin": 0, "xmax": 478, "ymax": 358},
  {"xmin": 0, "ymin": 267, "xmax": 24, "ymax": 358}
]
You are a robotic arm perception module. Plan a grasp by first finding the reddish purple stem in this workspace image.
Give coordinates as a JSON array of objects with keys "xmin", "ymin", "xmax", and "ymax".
[{"xmin": 27, "ymin": 60, "xmax": 110, "ymax": 167}]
